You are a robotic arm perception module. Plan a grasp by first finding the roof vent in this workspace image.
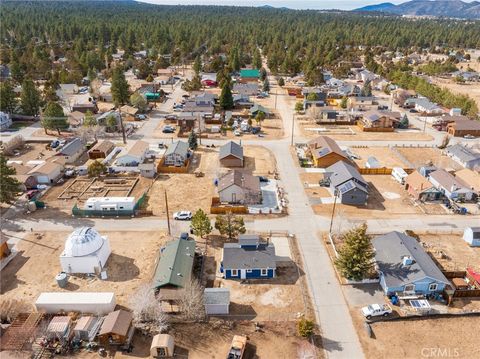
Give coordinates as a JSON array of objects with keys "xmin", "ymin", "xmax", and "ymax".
[{"xmin": 402, "ymin": 255, "xmax": 414, "ymax": 266}]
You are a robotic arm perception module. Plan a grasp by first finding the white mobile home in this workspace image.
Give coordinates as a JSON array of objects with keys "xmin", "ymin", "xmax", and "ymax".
[
  {"xmin": 35, "ymin": 292, "xmax": 116, "ymax": 315},
  {"xmin": 83, "ymin": 197, "xmax": 135, "ymax": 212},
  {"xmin": 392, "ymin": 167, "xmax": 408, "ymax": 185}
]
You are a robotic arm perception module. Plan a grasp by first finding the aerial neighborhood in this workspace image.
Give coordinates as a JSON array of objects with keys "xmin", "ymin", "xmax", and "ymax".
[{"xmin": 1, "ymin": 1, "xmax": 480, "ymax": 359}]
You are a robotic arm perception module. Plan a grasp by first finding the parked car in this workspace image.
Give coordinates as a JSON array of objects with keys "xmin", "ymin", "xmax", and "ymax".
[
  {"xmin": 26, "ymin": 189, "xmax": 39, "ymax": 200},
  {"xmin": 233, "ymin": 130, "xmax": 241, "ymax": 136},
  {"xmin": 464, "ymin": 134, "xmax": 476, "ymax": 139},
  {"xmin": 409, "ymin": 109, "xmax": 418, "ymax": 113},
  {"xmin": 165, "ymin": 114, "xmax": 177, "ymax": 121},
  {"xmin": 180, "ymin": 232, "xmax": 190, "ymax": 240},
  {"xmin": 162, "ymin": 125, "xmax": 175, "ymax": 133},
  {"xmin": 361, "ymin": 304, "xmax": 392, "ymax": 319},
  {"xmin": 173, "ymin": 211, "xmax": 192, "ymax": 220},
  {"xmin": 136, "ymin": 114, "xmax": 146, "ymax": 120},
  {"xmin": 251, "ymin": 127, "xmax": 261, "ymax": 134},
  {"xmin": 259, "ymin": 176, "xmax": 269, "ymax": 183}
]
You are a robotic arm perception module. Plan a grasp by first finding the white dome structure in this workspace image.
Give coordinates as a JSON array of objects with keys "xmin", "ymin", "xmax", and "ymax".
[{"xmin": 60, "ymin": 227, "xmax": 111, "ymax": 274}]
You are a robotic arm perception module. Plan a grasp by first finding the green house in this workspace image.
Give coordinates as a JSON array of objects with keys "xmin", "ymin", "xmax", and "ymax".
[
  {"xmin": 240, "ymin": 69, "xmax": 260, "ymax": 80},
  {"xmin": 152, "ymin": 238, "xmax": 196, "ymax": 289}
]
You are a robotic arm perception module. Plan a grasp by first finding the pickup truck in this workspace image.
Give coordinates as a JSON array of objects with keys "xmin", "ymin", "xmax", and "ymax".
[
  {"xmin": 227, "ymin": 335, "xmax": 247, "ymax": 359},
  {"xmin": 361, "ymin": 304, "xmax": 392, "ymax": 319}
]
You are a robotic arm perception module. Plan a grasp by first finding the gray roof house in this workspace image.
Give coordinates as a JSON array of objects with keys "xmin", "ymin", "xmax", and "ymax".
[
  {"xmin": 428, "ymin": 169, "xmax": 475, "ymax": 201},
  {"xmin": 445, "ymin": 144, "xmax": 480, "ymax": 170},
  {"xmin": 204, "ymin": 288, "xmax": 230, "ymax": 315},
  {"xmin": 373, "ymin": 231, "xmax": 450, "ymax": 296},
  {"xmin": 217, "ymin": 170, "xmax": 261, "ymax": 205},
  {"xmin": 164, "ymin": 141, "xmax": 189, "ymax": 167},
  {"xmin": 59, "ymin": 138, "xmax": 85, "ymax": 164},
  {"xmin": 219, "ymin": 141, "xmax": 244, "ymax": 167},
  {"xmin": 233, "ymin": 83, "xmax": 259, "ymax": 96},
  {"xmin": 325, "ymin": 161, "xmax": 369, "ymax": 205}
]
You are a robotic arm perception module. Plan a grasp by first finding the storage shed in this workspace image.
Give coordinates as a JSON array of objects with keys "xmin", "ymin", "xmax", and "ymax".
[
  {"xmin": 46, "ymin": 316, "xmax": 72, "ymax": 341},
  {"xmin": 150, "ymin": 334, "xmax": 175, "ymax": 358},
  {"xmin": 35, "ymin": 292, "xmax": 116, "ymax": 315},
  {"xmin": 463, "ymin": 227, "xmax": 480, "ymax": 247},
  {"xmin": 59, "ymin": 227, "xmax": 111, "ymax": 274},
  {"xmin": 204, "ymin": 288, "xmax": 230, "ymax": 315},
  {"xmin": 98, "ymin": 309, "xmax": 134, "ymax": 346},
  {"xmin": 73, "ymin": 316, "xmax": 97, "ymax": 340},
  {"xmin": 219, "ymin": 141, "xmax": 244, "ymax": 167}
]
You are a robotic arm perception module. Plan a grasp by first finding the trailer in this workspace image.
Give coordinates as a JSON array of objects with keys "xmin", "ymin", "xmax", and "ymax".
[{"xmin": 35, "ymin": 292, "xmax": 116, "ymax": 315}]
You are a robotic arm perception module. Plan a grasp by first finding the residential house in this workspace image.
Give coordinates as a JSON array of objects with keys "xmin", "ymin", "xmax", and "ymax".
[
  {"xmin": 152, "ymin": 237, "xmax": 195, "ymax": 290},
  {"xmin": 139, "ymin": 162, "xmax": 156, "ymax": 178},
  {"xmin": 360, "ymin": 110, "xmax": 400, "ymax": 130},
  {"xmin": 357, "ymin": 69, "xmax": 376, "ymax": 83},
  {"xmin": 72, "ymin": 103, "xmax": 98, "ymax": 114},
  {"xmin": 88, "ymin": 140, "xmax": 115, "ymax": 160},
  {"xmin": 432, "ymin": 115, "xmax": 466, "ymax": 131},
  {"xmin": 219, "ymin": 141, "xmax": 244, "ymax": 167},
  {"xmin": 348, "ymin": 96, "xmax": 374, "ymax": 111},
  {"xmin": 221, "ymin": 235, "xmax": 276, "ymax": 279},
  {"xmin": 239, "ymin": 69, "xmax": 260, "ymax": 83},
  {"xmin": 10, "ymin": 163, "xmax": 38, "ymax": 191},
  {"xmin": 315, "ymin": 108, "xmax": 352, "ymax": 124},
  {"xmin": 163, "ymin": 141, "xmax": 189, "ymax": 167},
  {"xmin": 429, "ymin": 169, "xmax": 475, "ymax": 201},
  {"xmin": 307, "ymin": 136, "xmax": 349, "ymax": 168},
  {"xmin": 233, "ymin": 93, "xmax": 253, "ymax": 108},
  {"xmin": 97, "ymin": 111, "xmax": 121, "ymax": 130},
  {"xmin": 116, "ymin": 140, "xmax": 149, "ymax": 166},
  {"xmin": 405, "ymin": 171, "xmax": 442, "ymax": 201},
  {"xmin": 414, "ymin": 98, "xmax": 442, "ymax": 115},
  {"xmin": 27, "ymin": 161, "xmax": 63, "ymax": 184},
  {"xmin": 454, "ymin": 169, "xmax": 480, "ymax": 194},
  {"xmin": 249, "ymin": 104, "xmax": 271, "ymax": 117},
  {"xmin": 182, "ymin": 93, "xmax": 215, "ymax": 114},
  {"xmin": 217, "ymin": 170, "xmax": 261, "ymax": 204},
  {"xmin": 233, "ymin": 83, "xmax": 259, "ymax": 97},
  {"xmin": 373, "ymin": 231, "xmax": 451, "ymax": 296},
  {"xmin": 445, "ymin": 144, "xmax": 480, "ymax": 169},
  {"xmin": 446, "ymin": 118, "xmax": 480, "ymax": 137},
  {"xmin": 393, "ymin": 89, "xmax": 416, "ymax": 107},
  {"xmin": 204, "ymin": 288, "xmax": 230, "ymax": 315},
  {"xmin": 326, "ymin": 77, "xmax": 344, "ymax": 87},
  {"xmin": 325, "ymin": 161, "xmax": 369, "ymax": 205},
  {"xmin": 59, "ymin": 138, "xmax": 85, "ymax": 164},
  {"xmin": 201, "ymin": 73, "xmax": 217, "ymax": 87},
  {"xmin": 120, "ymin": 105, "xmax": 139, "ymax": 121},
  {"xmin": 0, "ymin": 112, "xmax": 12, "ymax": 130},
  {"xmin": 463, "ymin": 227, "xmax": 480, "ymax": 247},
  {"xmin": 302, "ymin": 87, "xmax": 327, "ymax": 110},
  {"xmin": 98, "ymin": 309, "xmax": 134, "ymax": 346},
  {"xmin": 68, "ymin": 111, "xmax": 85, "ymax": 128}
]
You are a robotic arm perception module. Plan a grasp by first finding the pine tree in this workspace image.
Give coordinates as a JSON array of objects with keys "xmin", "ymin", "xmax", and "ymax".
[
  {"xmin": 262, "ymin": 78, "xmax": 270, "ymax": 92},
  {"xmin": 193, "ymin": 55, "xmax": 202, "ymax": 74},
  {"xmin": 188, "ymin": 130, "xmax": 198, "ymax": 150},
  {"xmin": 0, "ymin": 154, "xmax": 20, "ymax": 204},
  {"xmin": 88, "ymin": 160, "xmax": 107, "ymax": 177},
  {"xmin": 0, "ymin": 80, "xmax": 17, "ymax": 113},
  {"xmin": 219, "ymin": 82, "xmax": 233, "ymax": 110},
  {"xmin": 335, "ymin": 224, "xmax": 375, "ymax": 281},
  {"xmin": 111, "ymin": 67, "xmax": 130, "ymax": 106},
  {"xmin": 83, "ymin": 110, "xmax": 97, "ymax": 127},
  {"xmin": 214, "ymin": 212, "xmax": 246, "ymax": 239},
  {"xmin": 42, "ymin": 101, "xmax": 67, "ymax": 135},
  {"xmin": 190, "ymin": 209, "xmax": 212, "ymax": 238},
  {"xmin": 278, "ymin": 77, "xmax": 285, "ymax": 87},
  {"xmin": 340, "ymin": 96, "xmax": 348, "ymax": 109},
  {"xmin": 252, "ymin": 49, "xmax": 262, "ymax": 69},
  {"xmin": 259, "ymin": 68, "xmax": 267, "ymax": 81},
  {"xmin": 20, "ymin": 79, "xmax": 42, "ymax": 117},
  {"xmin": 295, "ymin": 102, "xmax": 304, "ymax": 113}
]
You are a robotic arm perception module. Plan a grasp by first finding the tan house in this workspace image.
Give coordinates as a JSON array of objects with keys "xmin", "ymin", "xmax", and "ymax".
[
  {"xmin": 307, "ymin": 136, "xmax": 349, "ymax": 168},
  {"xmin": 116, "ymin": 140, "xmax": 149, "ymax": 166},
  {"xmin": 447, "ymin": 118, "xmax": 480, "ymax": 137},
  {"xmin": 455, "ymin": 169, "xmax": 480, "ymax": 194},
  {"xmin": 120, "ymin": 105, "xmax": 139, "ymax": 121},
  {"xmin": 219, "ymin": 141, "xmax": 244, "ymax": 167},
  {"xmin": 88, "ymin": 140, "xmax": 115, "ymax": 160},
  {"xmin": 27, "ymin": 161, "xmax": 63, "ymax": 184},
  {"xmin": 98, "ymin": 310, "xmax": 134, "ymax": 346},
  {"xmin": 360, "ymin": 110, "xmax": 400, "ymax": 130},
  {"xmin": 218, "ymin": 170, "xmax": 261, "ymax": 204},
  {"xmin": 405, "ymin": 170, "xmax": 442, "ymax": 201}
]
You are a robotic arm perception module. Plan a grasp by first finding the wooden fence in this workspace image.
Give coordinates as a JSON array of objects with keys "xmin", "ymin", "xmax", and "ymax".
[
  {"xmin": 210, "ymin": 197, "xmax": 247, "ymax": 214},
  {"xmin": 358, "ymin": 167, "xmax": 415, "ymax": 175},
  {"xmin": 357, "ymin": 122, "xmax": 395, "ymax": 132},
  {"xmin": 156, "ymin": 157, "xmax": 190, "ymax": 173}
]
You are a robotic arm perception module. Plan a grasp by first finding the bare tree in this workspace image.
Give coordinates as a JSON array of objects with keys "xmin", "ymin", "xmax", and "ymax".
[
  {"xmin": 307, "ymin": 106, "xmax": 321, "ymax": 122},
  {"xmin": 179, "ymin": 279, "xmax": 205, "ymax": 322},
  {"xmin": 3, "ymin": 135, "xmax": 25, "ymax": 156},
  {"xmin": 129, "ymin": 284, "xmax": 169, "ymax": 334}
]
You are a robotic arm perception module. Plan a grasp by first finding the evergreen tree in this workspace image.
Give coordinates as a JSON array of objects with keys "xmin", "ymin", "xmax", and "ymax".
[
  {"xmin": 0, "ymin": 154, "xmax": 20, "ymax": 204},
  {"xmin": 259, "ymin": 67, "xmax": 267, "ymax": 81},
  {"xmin": 262, "ymin": 78, "xmax": 270, "ymax": 92},
  {"xmin": 42, "ymin": 101, "xmax": 67, "ymax": 135},
  {"xmin": 130, "ymin": 92, "xmax": 147, "ymax": 112},
  {"xmin": 219, "ymin": 82, "xmax": 233, "ymax": 110},
  {"xmin": 0, "ymin": 80, "xmax": 17, "ymax": 113},
  {"xmin": 190, "ymin": 209, "xmax": 212, "ymax": 238},
  {"xmin": 278, "ymin": 77, "xmax": 285, "ymax": 87},
  {"xmin": 20, "ymin": 79, "xmax": 42, "ymax": 117},
  {"xmin": 88, "ymin": 160, "xmax": 107, "ymax": 177},
  {"xmin": 340, "ymin": 96, "xmax": 348, "ymax": 109},
  {"xmin": 214, "ymin": 212, "xmax": 246, "ymax": 239},
  {"xmin": 111, "ymin": 67, "xmax": 130, "ymax": 106},
  {"xmin": 188, "ymin": 130, "xmax": 198, "ymax": 150},
  {"xmin": 252, "ymin": 48, "xmax": 262, "ymax": 69},
  {"xmin": 335, "ymin": 224, "xmax": 375, "ymax": 281},
  {"xmin": 83, "ymin": 110, "xmax": 97, "ymax": 127},
  {"xmin": 193, "ymin": 55, "xmax": 202, "ymax": 74},
  {"xmin": 360, "ymin": 80, "xmax": 372, "ymax": 97},
  {"xmin": 295, "ymin": 101, "xmax": 304, "ymax": 113}
]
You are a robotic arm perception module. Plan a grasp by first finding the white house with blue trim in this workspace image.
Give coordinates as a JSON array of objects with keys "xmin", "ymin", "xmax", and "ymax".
[
  {"xmin": 221, "ymin": 235, "xmax": 276, "ymax": 280},
  {"xmin": 373, "ymin": 231, "xmax": 451, "ymax": 297}
]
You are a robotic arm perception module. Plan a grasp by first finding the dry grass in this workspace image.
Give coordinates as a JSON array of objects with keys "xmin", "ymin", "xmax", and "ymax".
[
  {"xmin": 0, "ymin": 231, "xmax": 167, "ymax": 307},
  {"xmin": 4, "ymin": 143, "xmax": 55, "ymax": 163},
  {"xmin": 431, "ymin": 76, "xmax": 480, "ymax": 109},
  {"xmin": 396, "ymin": 147, "xmax": 461, "ymax": 170},
  {"xmin": 351, "ymin": 147, "xmax": 409, "ymax": 168}
]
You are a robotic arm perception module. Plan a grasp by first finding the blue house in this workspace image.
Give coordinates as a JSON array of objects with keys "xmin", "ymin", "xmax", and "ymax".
[
  {"xmin": 221, "ymin": 235, "xmax": 276, "ymax": 280},
  {"xmin": 373, "ymin": 231, "xmax": 450, "ymax": 296}
]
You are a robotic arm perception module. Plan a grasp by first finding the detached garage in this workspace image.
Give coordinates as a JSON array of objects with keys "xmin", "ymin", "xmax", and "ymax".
[
  {"xmin": 28, "ymin": 162, "xmax": 63, "ymax": 184},
  {"xmin": 204, "ymin": 288, "xmax": 230, "ymax": 315}
]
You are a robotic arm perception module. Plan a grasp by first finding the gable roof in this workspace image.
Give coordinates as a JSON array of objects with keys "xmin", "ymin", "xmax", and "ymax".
[
  {"xmin": 337, "ymin": 179, "xmax": 368, "ymax": 195},
  {"xmin": 240, "ymin": 69, "xmax": 260, "ymax": 78},
  {"xmin": 455, "ymin": 169, "xmax": 480, "ymax": 192},
  {"xmin": 204, "ymin": 288, "xmax": 230, "ymax": 305},
  {"xmin": 165, "ymin": 140, "xmax": 189, "ymax": 157},
  {"xmin": 363, "ymin": 110, "xmax": 401, "ymax": 123},
  {"xmin": 152, "ymin": 238, "xmax": 195, "ymax": 289},
  {"xmin": 127, "ymin": 140, "xmax": 149, "ymax": 158},
  {"xmin": 307, "ymin": 136, "xmax": 346, "ymax": 160},
  {"xmin": 99, "ymin": 309, "xmax": 132, "ymax": 336},
  {"xmin": 326, "ymin": 161, "xmax": 367, "ymax": 189},
  {"xmin": 445, "ymin": 144, "xmax": 480, "ymax": 163},
  {"xmin": 222, "ymin": 243, "xmax": 276, "ymax": 270},
  {"xmin": 249, "ymin": 103, "xmax": 271, "ymax": 115},
  {"xmin": 219, "ymin": 141, "xmax": 243, "ymax": 161},
  {"xmin": 448, "ymin": 118, "xmax": 480, "ymax": 131},
  {"xmin": 373, "ymin": 231, "xmax": 450, "ymax": 288},
  {"xmin": 218, "ymin": 170, "xmax": 260, "ymax": 193},
  {"xmin": 28, "ymin": 161, "xmax": 63, "ymax": 176},
  {"xmin": 405, "ymin": 171, "xmax": 434, "ymax": 192},
  {"xmin": 60, "ymin": 138, "xmax": 84, "ymax": 156},
  {"xmin": 89, "ymin": 140, "xmax": 114, "ymax": 154},
  {"xmin": 429, "ymin": 169, "xmax": 469, "ymax": 192}
]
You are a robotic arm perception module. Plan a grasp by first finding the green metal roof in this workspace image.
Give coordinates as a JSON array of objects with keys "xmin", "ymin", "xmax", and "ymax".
[
  {"xmin": 152, "ymin": 238, "xmax": 195, "ymax": 289},
  {"xmin": 240, "ymin": 69, "xmax": 260, "ymax": 78},
  {"xmin": 249, "ymin": 103, "xmax": 271, "ymax": 115}
]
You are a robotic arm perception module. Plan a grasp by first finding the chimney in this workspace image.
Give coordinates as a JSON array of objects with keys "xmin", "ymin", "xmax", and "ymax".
[{"xmin": 402, "ymin": 255, "xmax": 414, "ymax": 266}]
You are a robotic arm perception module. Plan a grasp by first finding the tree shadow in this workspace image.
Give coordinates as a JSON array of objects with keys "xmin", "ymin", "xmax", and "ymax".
[
  {"xmin": 0, "ymin": 251, "xmax": 28, "ymax": 294},
  {"xmin": 103, "ymin": 253, "xmax": 140, "ymax": 282},
  {"xmin": 227, "ymin": 303, "xmax": 257, "ymax": 319},
  {"xmin": 318, "ymin": 336, "xmax": 343, "ymax": 353},
  {"xmin": 350, "ymin": 283, "xmax": 383, "ymax": 296}
]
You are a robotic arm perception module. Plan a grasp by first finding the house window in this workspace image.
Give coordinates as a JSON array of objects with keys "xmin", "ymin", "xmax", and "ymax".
[
  {"xmin": 246, "ymin": 269, "xmax": 252, "ymax": 273},
  {"xmin": 119, "ymin": 206, "xmax": 124, "ymax": 209},
  {"xmin": 404, "ymin": 284, "xmax": 415, "ymax": 293},
  {"xmin": 261, "ymin": 269, "xmax": 268, "ymax": 276},
  {"xmin": 231, "ymin": 269, "xmax": 238, "ymax": 277},
  {"xmin": 429, "ymin": 283, "xmax": 438, "ymax": 292}
]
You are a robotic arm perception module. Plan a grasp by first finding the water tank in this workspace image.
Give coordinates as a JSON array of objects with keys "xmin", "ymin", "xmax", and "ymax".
[{"xmin": 55, "ymin": 272, "xmax": 68, "ymax": 288}]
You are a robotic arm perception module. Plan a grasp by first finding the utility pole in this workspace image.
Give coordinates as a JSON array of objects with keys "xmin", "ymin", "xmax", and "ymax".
[
  {"xmin": 290, "ymin": 113, "xmax": 295, "ymax": 146},
  {"xmin": 165, "ymin": 189, "xmax": 171, "ymax": 236},
  {"xmin": 423, "ymin": 116, "xmax": 427, "ymax": 132},
  {"xmin": 118, "ymin": 108, "xmax": 127, "ymax": 144},
  {"xmin": 329, "ymin": 189, "xmax": 338, "ymax": 235},
  {"xmin": 197, "ymin": 114, "xmax": 202, "ymax": 146},
  {"xmin": 274, "ymin": 88, "xmax": 278, "ymax": 109}
]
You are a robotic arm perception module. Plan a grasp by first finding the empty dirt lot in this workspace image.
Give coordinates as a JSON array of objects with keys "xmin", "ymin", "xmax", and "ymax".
[
  {"xmin": 431, "ymin": 77, "xmax": 480, "ymax": 109},
  {"xmin": 396, "ymin": 146, "xmax": 462, "ymax": 170},
  {"xmin": 4, "ymin": 142, "xmax": 54, "ymax": 163},
  {"xmin": 0, "ymin": 231, "xmax": 167, "ymax": 307},
  {"xmin": 353, "ymin": 312, "xmax": 480, "ymax": 359},
  {"xmin": 351, "ymin": 147, "xmax": 408, "ymax": 168}
]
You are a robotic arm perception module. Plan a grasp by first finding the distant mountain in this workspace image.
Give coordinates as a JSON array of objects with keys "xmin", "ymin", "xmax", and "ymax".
[{"xmin": 355, "ymin": 0, "xmax": 480, "ymax": 19}]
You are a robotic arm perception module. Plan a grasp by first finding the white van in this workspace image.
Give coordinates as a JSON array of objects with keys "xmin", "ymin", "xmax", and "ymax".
[{"xmin": 392, "ymin": 167, "xmax": 408, "ymax": 185}]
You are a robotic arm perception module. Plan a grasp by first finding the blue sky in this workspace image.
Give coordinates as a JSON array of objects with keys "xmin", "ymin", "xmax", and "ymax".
[{"xmin": 137, "ymin": 0, "xmax": 407, "ymax": 11}]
